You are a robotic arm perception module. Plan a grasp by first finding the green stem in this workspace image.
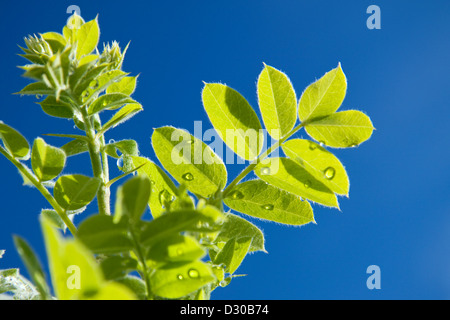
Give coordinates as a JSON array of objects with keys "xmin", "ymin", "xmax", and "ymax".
[
  {"xmin": 129, "ymin": 228, "xmax": 152, "ymax": 300},
  {"xmin": 0, "ymin": 146, "xmax": 77, "ymax": 235},
  {"xmin": 222, "ymin": 123, "xmax": 305, "ymax": 197},
  {"xmin": 79, "ymin": 108, "xmax": 111, "ymax": 215}
]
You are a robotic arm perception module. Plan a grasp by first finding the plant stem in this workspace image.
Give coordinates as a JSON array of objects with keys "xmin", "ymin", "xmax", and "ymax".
[
  {"xmin": 0, "ymin": 146, "xmax": 77, "ymax": 235},
  {"xmin": 79, "ymin": 108, "xmax": 111, "ymax": 215},
  {"xmin": 129, "ymin": 228, "xmax": 152, "ymax": 300},
  {"xmin": 222, "ymin": 123, "xmax": 305, "ymax": 197}
]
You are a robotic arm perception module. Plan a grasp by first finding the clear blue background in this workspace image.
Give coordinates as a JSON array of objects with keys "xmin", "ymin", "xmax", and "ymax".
[{"xmin": 1, "ymin": 0, "xmax": 449, "ymax": 299}]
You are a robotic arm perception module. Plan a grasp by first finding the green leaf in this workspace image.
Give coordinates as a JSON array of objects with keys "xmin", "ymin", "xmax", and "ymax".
[
  {"xmin": 257, "ymin": 64, "xmax": 297, "ymax": 139},
  {"xmin": 88, "ymin": 93, "xmax": 137, "ymax": 115},
  {"xmin": 75, "ymin": 17, "xmax": 100, "ymax": 59},
  {"xmin": 40, "ymin": 209, "xmax": 66, "ymax": 231},
  {"xmin": 282, "ymin": 139, "xmax": 349, "ymax": 195},
  {"xmin": 104, "ymin": 139, "xmax": 139, "ymax": 158},
  {"xmin": 38, "ymin": 96, "xmax": 74, "ymax": 118},
  {"xmin": 0, "ymin": 122, "xmax": 30, "ymax": 160},
  {"xmin": 40, "ymin": 215, "xmax": 102, "ymax": 300},
  {"xmin": 61, "ymin": 139, "xmax": 89, "ymax": 157},
  {"xmin": 202, "ymin": 83, "xmax": 264, "ymax": 160},
  {"xmin": 31, "ymin": 137, "xmax": 66, "ymax": 181},
  {"xmin": 99, "ymin": 103, "xmax": 143, "ymax": 134},
  {"xmin": 129, "ymin": 156, "xmax": 178, "ymax": 218},
  {"xmin": 224, "ymin": 179, "xmax": 314, "ymax": 225},
  {"xmin": 41, "ymin": 215, "xmax": 136, "ymax": 300},
  {"xmin": 140, "ymin": 209, "xmax": 225, "ymax": 247},
  {"xmin": 255, "ymin": 157, "xmax": 339, "ymax": 208},
  {"xmin": 13, "ymin": 236, "xmax": 51, "ymax": 299},
  {"xmin": 41, "ymin": 32, "xmax": 66, "ymax": 53},
  {"xmin": 147, "ymin": 234, "xmax": 205, "ymax": 263},
  {"xmin": 72, "ymin": 63, "xmax": 111, "ymax": 97},
  {"xmin": 304, "ymin": 110, "xmax": 374, "ymax": 148},
  {"xmin": 54, "ymin": 174, "xmax": 101, "ymax": 211},
  {"xmin": 106, "ymin": 76, "xmax": 137, "ymax": 96},
  {"xmin": 15, "ymin": 82, "xmax": 54, "ymax": 96},
  {"xmin": 213, "ymin": 237, "xmax": 252, "ymax": 274},
  {"xmin": 298, "ymin": 64, "xmax": 347, "ymax": 122},
  {"xmin": 214, "ymin": 212, "xmax": 265, "ymax": 253},
  {"xmin": 152, "ymin": 126, "xmax": 227, "ymax": 197},
  {"xmin": 150, "ymin": 260, "xmax": 216, "ymax": 299},
  {"xmin": 100, "ymin": 256, "xmax": 138, "ymax": 280},
  {"xmin": 77, "ymin": 215, "xmax": 134, "ymax": 254},
  {"xmin": 115, "ymin": 175, "xmax": 151, "ymax": 222}
]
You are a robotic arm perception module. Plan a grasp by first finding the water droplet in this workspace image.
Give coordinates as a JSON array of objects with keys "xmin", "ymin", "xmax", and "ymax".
[
  {"xmin": 261, "ymin": 204, "xmax": 274, "ymax": 210},
  {"xmin": 177, "ymin": 274, "xmax": 184, "ymax": 280},
  {"xmin": 182, "ymin": 173, "xmax": 194, "ymax": 181},
  {"xmin": 260, "ymin": 167, "xmax": 271, "ymax": 175},
  {"xmin": 219, "ymin": 280, "xmax": 227, "ymax": 287},
  {"xmin": 150, "ymin": 180, "xmax": 156, "ymax": 185},
  {"xmin": 108, "ymin": 139, "xmax": 115, "ymax": 144},
  {"xmin": 324, "ymin": 167, "xmax": 336, "ymax": 180},
  {"xmin": 102, "ymin": 100, "xmax": 108, "ymax": 107},
  {"xmin": 176, "ymin": 248, "xmax": 184, "ymax": 256},
  {"xmin": 228, "ymin": 190, "xmax": 244, "ymax": 200},
  {"xmin": 89, "ymin": 79, "xmax": 99, "ymax": 89},
  {"xmin": 350, "ymin": 143, "xmax": 358, "ymax": 148},
  {"xmin": 304, "ymin": 180, "xmax": 311, "ymax": 189},
  {"xmin": 319, "ymin": 141, "xmax": 325, "ymax": 147},
  {"xmin": 309, "ymin": 141, "xmax": 317, "ymax": 150},
  {"xmin": 188, "ymin": 269, "xmax": 199, "ymax": 279},
  {"xmin": 159, "ymin": 189, "xmax": 171, "ymax": 206},
  {"xmin": 116, "ymin": 157, "xmax": 123, "ymax": 169},
  {"xmin": 35, "ymin": 94, "xmax": 42, "ymax": 99}
]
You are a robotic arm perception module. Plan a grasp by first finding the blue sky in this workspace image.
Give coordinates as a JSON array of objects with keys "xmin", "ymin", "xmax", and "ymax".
[{"xmin": 1, "ymin": 0, "xmax": 450, "ymax": 299}]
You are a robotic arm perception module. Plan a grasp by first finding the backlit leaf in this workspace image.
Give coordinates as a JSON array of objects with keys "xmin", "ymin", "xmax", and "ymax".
[
  {"xmin": 31, "ymin": 137, "xmax": 66, "ymax": 181},
  {"xmin": 257, "ymin": 64, "xmax": 297, "ymax": 138},
  {"xmin": 282, "ymin": 139, "xmax": 349, "ymax": 195},
  {"xmin": 255, "ymin": 157, "xmax": 339, "ymax": 208},
  {"xmin": 298, "ymin": 64, "xmax": 347, "ymax": 122},
  {"xmin": 150, "ymin": 260, "xmax": 215, "ymax": 299},
  {"xmin": 224, "ymin": 179, "xmax": 314, "ymax": 225},
  {"xmin": 202, "ymin": 83, "xmax": 263, "ymax": 160},
  {"xmin": 99, "ymin": 103, "xmax": 142, "ymax": 134},
  {"xmin": 0, "ymin": 122, "xmax": 30, "ymax": 160},
  {"xmin": 305, "ymin": 110, "xmax": 374, "ymax": 148},
  {"xmin": 75, "ymin": 18, "xmax": 100, "ymax": 59},
  {"xmin": 54, "ymin": 174, "xmax": 101, "ymax": 211},
  {"xmin": 213, "ymin": 237, "xmax": 252, "ymax": 274},
  {"xmin": 152, "ymin": 126, "xmax": 227, "ymax": 197},
  {"xmin": 147, "ymin": 234, "xmax": 205, "ymax": 263}
]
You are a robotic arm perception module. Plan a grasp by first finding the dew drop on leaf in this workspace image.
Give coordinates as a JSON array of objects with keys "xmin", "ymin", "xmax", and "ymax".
[
  {"xmin": 324, "ymin": 167, "xmax": 336, "ymax": 180},
  {"xmin": 108, "ymin": 139, "xmax": 115, "ymax": 144},
  {"xmin": 158, "ymin": 189, "xmax": 171, "ymax": 206},
  {"xmin": 182, "ymin": 173, "xmax": 194, "ymax": 181},
  {"xmin": 309, "ymin": 141, "xmax": 317, "ymax": 150},
  {"xmin": 89, "ymin": 79, "xmax": 99, "ymax": 90},
  {"xmin": 260, "ymin": 167, "xmax": 271, "ymax": 175},
  {"xmin": 188, "ymin": 269, "xmax": 199, "ymax": 279},
  {"xmin": 177, "ymin": 274, "xmax": 184, "ymax": 280},
  {"xmin": 116, "ymin": 157, "xmax": 123, "ymax": 169},
  {"xmin": 261, "ymin": 204, "xmax": 274, "ymax": 210},
  {"xmin": 228, "ymin": 190, "xmax": 244, "ymax": 200},
  {"xmin": 304, "ymin": 180, "xmax": 311, "ymax": 188}
]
